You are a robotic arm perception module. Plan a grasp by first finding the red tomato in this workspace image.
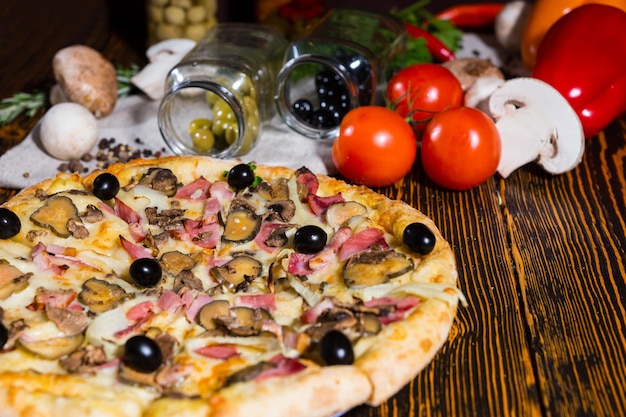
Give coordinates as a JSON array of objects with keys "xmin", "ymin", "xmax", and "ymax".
[
  {"xmin": 332, "ymin": 106, "xmax": 417, "ymax": 187},
  {"xmin": 386, "ymin": 63, "xmax": 463, "ymax": 137},
  {"xmin": 421, "ymin": 107, "xmax": 501, "ymax": 190}
]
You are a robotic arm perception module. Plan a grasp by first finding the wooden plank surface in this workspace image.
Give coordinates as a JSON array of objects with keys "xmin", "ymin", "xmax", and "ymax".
[{"xmin": 1, "ymin": 1, "xmax": 626, "ymax": 416}]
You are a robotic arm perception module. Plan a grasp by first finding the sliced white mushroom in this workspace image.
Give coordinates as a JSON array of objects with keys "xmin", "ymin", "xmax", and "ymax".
[
  {"xmin": 495, "ymin": 1, "xmax": 532, "ymax": 52},
  {"xmin": 488, "ymin": 77, "xmax": 585, "ymax": 178},
  {"xmin": 464, "ymin": 76, "xmax": 506, "ymax": 114},
  {"xmin": 132, "ymin": 38, "xmax": 196, "ymax": 100},
  {"xmin": 145, "ymin": 38, "xmax": 196, "ymax": 63}
]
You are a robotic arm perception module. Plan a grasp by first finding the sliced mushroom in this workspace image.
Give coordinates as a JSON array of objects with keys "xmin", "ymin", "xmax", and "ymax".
[
  {"xmin": 224, "ymin": 361, "xmax": 276, "ymax": 387},
  {"xmin": 160, "ymin": 251, "xmax": 196, "ymax": 276},
  {"xmin": 464, "ymin": 76, "xmax": 506, "ymax": 114},
  {"xmin": 46, "ymin": 306, "xmax": 89, "ymax": 336},
  {"xmin": 265, "ymin": 200, "xmax": 296, "ymax": 222},
  {"xmin": 30, "ymin": 195, "xmax": 81, "ymax": 238},
  {"xmin": 358, "ymin": 312, "xmax": 382, "ymax": 336},
  {"xmin": 343, "ymin": 250, "xmax": 414, "ymax": 288},
  {"xmin": 132, "ymin": 38, "xmax": 196, "ymax": 101},
  {"xmin": 197, "ymin": 299, "xmax": 231, "ymax": 330},
  {"xmin": 210, "ymin": 256, "xmax": 262, "ymax": 292},
  {"xmin": 0, "ymin": 260, "xmax": 31, "ymax": 300},
  {"xmin": 139, "ymin": 168, "xmax": 179, "ymax": 197},
  {"xmin": 172, "ymin": 269, "xmax": 204, "ymax": 293},
  {"xmin": 19, "ymin": 333, "xmax": 84, "ymax": 359},
  {"xmin": 78, "ymin": 277, "xmax": 131, "ymax": 313},
  {"xmin": 488, "ymin": 77, "xmax": 585, "ymax": 177},
  {"xmin": 213, "ymin": 306, "xmax": 274, "ymax": 337},
  {"xmin": 222, "ymin": 208, "xmax": 261, "ymax": 243},
  {"xmin": 326, "ymin": 201, "xmax": 368, "ymax": 229}
]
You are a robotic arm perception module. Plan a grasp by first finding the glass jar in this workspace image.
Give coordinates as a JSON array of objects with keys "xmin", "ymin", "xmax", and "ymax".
[
  {"xmin": 158, "ymin": 23, "xmax": 288, "ymax": 158},
  {"xmin": 145, "ymin": 0, "xmax": 219, "ymax": 45},
  {"xmin": 274, "ymin": 8, "xmax": 406, "ymax": 140}
]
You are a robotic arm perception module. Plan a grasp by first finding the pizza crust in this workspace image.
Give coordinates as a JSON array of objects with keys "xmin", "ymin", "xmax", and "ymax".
[{"xmin": 143, "ymin": 365, "xmax": 372, "ymax": 417}]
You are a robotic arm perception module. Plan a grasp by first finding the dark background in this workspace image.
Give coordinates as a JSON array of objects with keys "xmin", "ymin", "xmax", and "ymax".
[{"xmin": 0, "ymin": 0, "xmax": 509, "ymax": 100}]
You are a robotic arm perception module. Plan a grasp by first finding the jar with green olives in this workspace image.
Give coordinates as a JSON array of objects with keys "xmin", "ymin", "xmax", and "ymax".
[
  {"xmin": 146, "ymin": 0, "xmax": 218, "ymax": 45},
  {"xmin": 158, "ymin": 23, "xmax": 288, "ymax": 158},
  {"xmin": 274, "ymin": 8, "xmax": 406, "ymax": 140}
]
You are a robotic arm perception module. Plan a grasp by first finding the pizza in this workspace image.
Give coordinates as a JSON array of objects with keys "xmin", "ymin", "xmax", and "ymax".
[{"xmin": 0, "ymin": 155, "xmax": 463, "ymax": 417}]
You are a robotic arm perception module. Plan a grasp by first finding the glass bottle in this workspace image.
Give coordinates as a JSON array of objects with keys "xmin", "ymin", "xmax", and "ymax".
[
  {"xmin": 158, "ymin": 23, "xmax": 288, "ymax": 158},
  {"xmin": 274, "ymin": 8, "xmax": 407, "ymax": 140}
]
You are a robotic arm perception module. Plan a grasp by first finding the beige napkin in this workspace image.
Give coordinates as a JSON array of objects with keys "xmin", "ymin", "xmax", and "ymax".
[
  {"xmin": 0, "ymin": 95, "xmax": 336, "ymax": 189},
  {"xmin": 0, "ymin": 33, "xmax": 526, "ymax": 190}
]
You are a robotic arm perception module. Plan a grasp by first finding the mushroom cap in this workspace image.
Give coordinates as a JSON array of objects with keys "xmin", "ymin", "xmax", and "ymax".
[
  {"xmin": 442, "ymin": 58, "xmax": 505, "ymax": 92},
  {"xmin": 39, "ymin": 102, "xmax": 99, "ymax": 160},
  {"xmin": 489, "ymin": 77, "xmax": 585, "ymax": 177},
  {"xmin": 52, "ymin": 45, "xmax": 118, "ymax": 118}
]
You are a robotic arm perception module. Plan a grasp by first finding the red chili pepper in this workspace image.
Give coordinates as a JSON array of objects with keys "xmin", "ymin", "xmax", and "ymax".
[
  {"xmin": 403, "ymin": 22, "xmax": 455, "ymax": 62},
  {"xmin": 532, "ymin": 4, "xmax": 626, "ymax": 139},
  {"xmin": 435, "ymin": 3, "xmax": 505, "ymax": 29}
]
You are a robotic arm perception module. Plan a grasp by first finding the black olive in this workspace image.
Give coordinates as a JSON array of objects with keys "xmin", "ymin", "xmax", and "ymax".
[
  {"xmin": 320, "ymin": 330, "xmax": 354, "ymax": 366},
  {"xmin": 123, "ymin": 335, "xmax": 163, "ymax": 373},
  {"xmin": 129, "ymin": 258, "xmax": 162, "ymax": 287},
  {"xmin": 0, "ymin": 208, "xmax": 21, "ymax": 239},
  {"xmin": 403, "ymin": 222, "xmax": 436, "ymax": 255},
  {"xmin": 0, "ymin": 322, "xmax": 8, "ymax": 349},
  {"xmin": 294, "ymin": 225, "xmax": 327, "ymax": 254},
  {"xmin": 227, "ymin": 163, "xmax": 255, "ymax": 190},
  {"xmin": 293, "ymin": 99, "xmax": 313, "ymax": 121},
  {"xmin": 93, "ymin": 173, "xmax": 120, "ymax": 201}
]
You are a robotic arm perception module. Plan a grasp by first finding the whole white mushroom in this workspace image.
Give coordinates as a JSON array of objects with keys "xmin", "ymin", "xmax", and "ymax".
[{"xmin": 40, "ymin": 103, "xmax": 99, "ymax": 160}]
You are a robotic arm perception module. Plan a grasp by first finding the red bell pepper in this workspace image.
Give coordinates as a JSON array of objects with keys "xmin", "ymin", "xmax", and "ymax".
[{"xmin": 532, "ymin": 4, "xmax": 626, "ymax": 139}]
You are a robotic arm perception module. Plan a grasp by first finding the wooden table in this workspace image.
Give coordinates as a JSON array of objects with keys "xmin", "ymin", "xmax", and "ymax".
[{"xmin": 2, "ymin": 1, "xmax": 625, "ymax": 416}]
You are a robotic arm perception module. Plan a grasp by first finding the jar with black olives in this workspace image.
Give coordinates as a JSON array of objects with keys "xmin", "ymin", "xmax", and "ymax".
[
  {"xmin": 158, "ymin": 23, "xmax": 288, "ymax": 158},
  {"xmin": 274, "ymin": 8, "xmax": 407, "ymax": 140}
]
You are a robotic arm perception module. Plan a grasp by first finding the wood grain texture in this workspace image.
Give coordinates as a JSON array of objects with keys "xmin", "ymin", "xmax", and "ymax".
[{"xmin": 1, "ymin": 1, "xmax": 626, "ymax": 416}]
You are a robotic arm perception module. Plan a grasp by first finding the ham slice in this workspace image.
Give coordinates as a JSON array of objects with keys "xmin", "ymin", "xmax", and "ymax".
[
  {"xmin": 254, "ymin": 354, "xmax": 306, "ymax": 381},
  {"xmin": 307, "ymin": 193, "xmax": 344, "ymax": 216},
  {"xmin": 235, "ymin": 293, "xmax": 277, "ymax": 312},
  {"xmin": 194, "ymin": 344, "xmax": 239, "ymax": 360},
  {"xmin": 119, "ymin": 235, "xmax": 152, "ymax": 260},
  {"xmin": 113, "ymin": 198, "xmax": 147, "ymax": 242},
  {"xmin": 338, "ymin": 227, "xmax": 388, "ymax": 261},
  {"xmin": 174, "ymin": 177, "xmax": 212, "ymax": 200}
]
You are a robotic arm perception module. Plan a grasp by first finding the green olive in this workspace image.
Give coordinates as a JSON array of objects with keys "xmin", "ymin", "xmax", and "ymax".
[
  {"xmin": 242, "ymin": 96, "xmax": 259, "ymax": 118},
  {"xmin": 223, "ymin": 122, "xmax": 239, "ymax": 145},
  {"xmin": 212, "ymin": 99, "xmax": 236, "ymax": 122},
  {"xmin": 189, "ymin": 117, "xmax": 212, "ymax": 135},
  {"xmin": 192, "ymin": 128, "xmax": 216, "ymax": 151}
]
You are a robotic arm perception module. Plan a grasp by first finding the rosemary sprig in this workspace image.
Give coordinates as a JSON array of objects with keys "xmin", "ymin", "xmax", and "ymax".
[
  {"xmin": 0, "ymin": 91, "xmax": 48, "ymax": 126},
  {"xmin": 116, "ymin": 64, "xmax": 141, "ymax": 98},
  {"xmin": 0, "ymin": 64, "xmax": 142, "ymax": 126}
]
